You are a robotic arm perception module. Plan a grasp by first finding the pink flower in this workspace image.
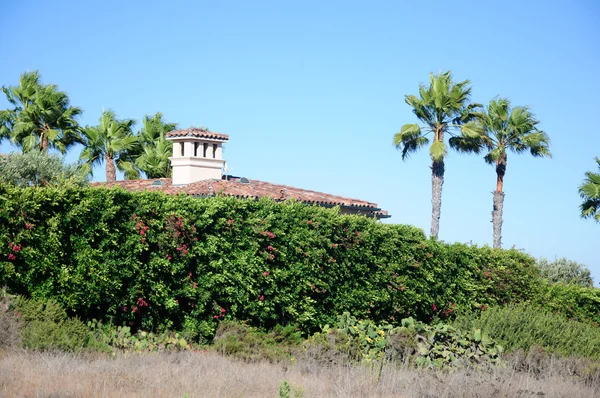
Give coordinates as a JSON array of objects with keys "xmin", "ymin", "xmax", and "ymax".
[
  {"xmin": 167, "ymin": 255, "xmax": 172, "ymax": 261},
  {"xmin": 7, "ymin": 253, "xmax": 16, "ymax": 261},
  {"xmin": 193, "ymin": 283, "xmax": 197, "ymax": 289},
  {"xmin": 123, "ymin": 306, "xmax": 128, "ymax": 312},
  {"xmin": 132, "ymin": 306, "xmax": 138, "ymax": 313},
  {"xmin": 213, "ymin": 315, "xmax": 219, "ymax": 319},
  {"xmin": 267, "ymin": 231, "xmax": 275, "ymax": 239},
  {"xmin": 25, "ymin": 223, "xmax": 33, "ymax": 230},
  {"xmin": 267, "ymin": 245, "xmax": 274, "ymax": 251},
  {"xmin": 263, "ymin": 271, "xmax": 269, "ymax": 276},
  {"xmin": 259, "ymin": 295, "xmax": 265, "ymax": 301},
  {"xmin": 221, "ymin": 307, "xmax": 226, "ymax": 313},
  {"xmin": 432, "ymin": 304, "xmax": 437, "ymax": 311}
]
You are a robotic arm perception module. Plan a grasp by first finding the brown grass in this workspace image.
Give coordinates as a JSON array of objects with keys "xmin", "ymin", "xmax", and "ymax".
[{"xmin": 0, "ymin": 349, "xmax": 598, "ymax": 398}]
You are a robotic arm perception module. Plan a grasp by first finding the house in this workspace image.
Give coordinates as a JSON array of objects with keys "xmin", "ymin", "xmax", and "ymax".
[{"xmin": 94, "ymin": 128, "xmax": 390, "ymax": 219}]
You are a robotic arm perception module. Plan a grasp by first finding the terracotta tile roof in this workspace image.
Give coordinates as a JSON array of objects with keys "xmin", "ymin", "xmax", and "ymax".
[
  {"xmin": 91, "ymin": 177, "xmax": 389, "ymax": 217},
  {"xmin": 166, "ymin": 128, "xmax": 229, "ymax": 141}
]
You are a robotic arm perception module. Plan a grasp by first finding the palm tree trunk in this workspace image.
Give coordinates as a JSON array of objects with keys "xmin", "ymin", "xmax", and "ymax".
[
  {"xmin": 105, "ymin": 154, "xmax": 117, "ymax": 182},
  {"xmin": 430, "ymin": 159, "xmax": 445, "ymax": 239},
  {"xmin": 40, "ymin": 130, "xmax": 49, "ymax": 151},
  {"xmin": 492, "ymin": 154, "xmax": 507, "ymax": 248}
]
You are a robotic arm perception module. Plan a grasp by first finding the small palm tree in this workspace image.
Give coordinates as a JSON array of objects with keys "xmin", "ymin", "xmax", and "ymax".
[
  {"xmin": 393, "ymin": 71, "xmax": 480, "ymax": 239},
  {"xmin": 80, "ymin": 110, "xmax": 138, "ymax": 182},
  {"xmin": 451, "ymin": 98, "xmax": 551, "ymax": 247},
  {"xmin": 135, "ymin": 113, "xmax": 177, "ymax": 178},
  {"xmin": 2, "ymin": 71, "xmax": 82, "ymax": 153},
  {"xmin": 579, "ymin": 157, "xmax": 600, "ymax": 223}
]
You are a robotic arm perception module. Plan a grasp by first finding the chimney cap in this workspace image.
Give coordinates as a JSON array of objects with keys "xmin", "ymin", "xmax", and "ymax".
[{"xmin": 166, "ymin": 128, "xmax": 229, "ymax": 141}]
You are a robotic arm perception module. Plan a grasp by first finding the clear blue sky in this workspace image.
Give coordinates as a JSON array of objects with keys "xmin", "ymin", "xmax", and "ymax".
[{"xmin": 2, "ymin": 1, "xmax": 599, "ymax": 283}]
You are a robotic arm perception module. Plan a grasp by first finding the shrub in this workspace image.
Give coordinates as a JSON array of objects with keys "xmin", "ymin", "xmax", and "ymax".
[
  {"xmin": 536, "ymin": 257, "xmax": 594, "ymax": 287},
  {"xmin": 0, "ymin": 151, "xmax": 88, "ymax": 187},
  {"xmin": 452, "ymin": 304, "xmax": 600, "ymax": 359},
  {"xmin": 0, "ymin": 185, "xmax": 546, "ymax": 337},
  {"xmin": 212, "ymin": 320, "xmax": 302, "ymax": 362},
  {"xmin": 13, "ymin": 296, "xmax": 90, "ymax": 351}
]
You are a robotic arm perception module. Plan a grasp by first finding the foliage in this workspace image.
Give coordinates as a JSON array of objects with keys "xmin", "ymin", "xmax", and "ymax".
[
  {"xmin": 450, "ymin": 97, "xmax": 551, "ymax": 248},
  {"xmin": 450, "ymin": 97, "xmax": 551, "ymax": 164},
  {"xmin": 536, "ymin": 257, "xmax": 593, "ymax": 287},
  {"xmin": 393, "ymin": 70, "xmax": 481, "ymax": 239},
  {"xmin": 531, "ymin": 282, "xmax": 600, "ymax": 325},
  {"xmin": 87, "ymin": 319, "xmax": 192, "ymax": 353},
  {"xmin": 135, "ymin": 112, "xmax": 177, "ymax": 178},
  {"xmin": 12, "ymin": 296, "xmax": 91, "ymax": 351},
  {"xmin": 452, "ymin": 303, "xmax": 600, "ymax": 359},
  {"xmin": 579, "ymin": 157, "xmax": 600, "ymax": 222},
  {"xmin": 1, "ymin": 71, "xmax": 82, "ymax": 153},
  {"xmin": 393, "ymin": 71, "xmax": 480, "ymax": 162},
  {"xmin": 79, "ymin": 109, "xmax": 138, "ymax": 181},
  {"xmin": 0, "ymin": 185, "xmax": 556, "ymax": 340},
  {"xmin": 308, "ymin": 313, "xmax": 503, "ymax": 370},
  {"xmin": 0, "ymin": 151, "xmax": 88, "ymax": 187},
  {"xmin": 212, "ymin": 320, "xmax": 303, "ymax": 362},
  {"xmin": 279, "ymin": 380, "xmax": 304, "ymax": 398}
]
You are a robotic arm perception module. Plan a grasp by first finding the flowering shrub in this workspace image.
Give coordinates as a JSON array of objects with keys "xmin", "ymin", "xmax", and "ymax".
[{"xmin": 0, "ymin": 185, "xmax": 587, "ymax": 341}]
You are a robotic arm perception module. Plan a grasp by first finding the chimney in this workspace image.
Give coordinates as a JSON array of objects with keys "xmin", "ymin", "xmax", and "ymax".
[{"xmin": 166, "ymin": 128, "xmax": 229, "ymax": 185}]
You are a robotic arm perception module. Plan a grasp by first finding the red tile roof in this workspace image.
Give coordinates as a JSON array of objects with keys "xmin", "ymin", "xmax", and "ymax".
[
  {"xmin": 91, "ymin": 177, "xmax": 389, "ymax": 216},
  {"xmin": 166, "ymin": 128, "xmax": 229, "ymax": 141}
]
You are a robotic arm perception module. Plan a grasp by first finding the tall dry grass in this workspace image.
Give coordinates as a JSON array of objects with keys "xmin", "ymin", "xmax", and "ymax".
[{"xmin": 0, "ymin": 349, "xmax": 598, "ymax": 398}]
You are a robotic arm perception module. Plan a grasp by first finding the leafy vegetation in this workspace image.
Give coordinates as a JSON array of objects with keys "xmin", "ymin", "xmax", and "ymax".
[
  {"xmin": 393, "ymin": 71, "xmax": 481, "ymax": 239},
  {"xmin": 579, "ymin": 157, "xmax": 600, "ymax": 222},
  {"xmin": 536, "ymin": 257, "xmax": 593, "ymax": 287},
  {"xmin": 0, "ymin": 71, "xmax": 83, "ymax": 153},
  {"xmin": 0, "ymin": 186, "xmax": 548, "ymax": 339},
  {"xmin": 80, "ymin": 109, "xmax": 139, "ymax": 181},
  {"xmin": 450, "ymin": 98, "xmax": 551, "ymax": 248},
  {"xmin": 0, "ymin": 151, "xmax": 88, "ymax": 187},
  {"xmin": 452, "ymin": 304, "xmax": 600, "ymax": 359}
]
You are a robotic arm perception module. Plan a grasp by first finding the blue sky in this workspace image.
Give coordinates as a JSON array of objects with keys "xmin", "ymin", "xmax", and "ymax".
[{"xmin": 2, "ymin": 1, "xmax": 599, "ymax": 283}]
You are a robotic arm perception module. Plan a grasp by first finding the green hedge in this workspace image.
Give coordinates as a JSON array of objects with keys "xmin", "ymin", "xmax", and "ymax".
[{"xmin": 0, "ymin": 185, "xmax": 565, "ymax": 339}]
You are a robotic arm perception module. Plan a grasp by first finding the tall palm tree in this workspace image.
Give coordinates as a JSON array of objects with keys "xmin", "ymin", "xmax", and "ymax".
[
  {"xmin": 579, "ymin": 157, "xmax": 600, "ymax": 223},
  {"xmin": 1, "ymin": 71, "xmax": 82, "ymax": 153},
  {"xmin": 393, "ymin": 71, "xmax": 480, "ymax": 239},
  {"xmin": 80, "ymin": 110, "xmax": 138, "ymax": 182},
  {"xmin": 135, "ymin": 112, "xmax": 177, "ymax": 178},
  {"xmin": 450, "ymin": 98, "xmax": 551, "ymax": 247}
]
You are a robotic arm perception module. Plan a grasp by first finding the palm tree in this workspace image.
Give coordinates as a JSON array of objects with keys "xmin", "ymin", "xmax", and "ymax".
[
  {"xmin": 393, "ymin": 71, "xmax": 480, "ymax": 239},
  {"xmin": 450, "ymin": 98, "xmax": 551, "ymax": 247},
  {"xmin": 579, "ymin": 157, "xmax": 600, "ymax": 223},
  {"xmin": 80, "ymin": 110, "xmax": 138, "ymax": 182},
  {"xmin": 135, "ymin": 112, "xmax": 177, "ymax": 178},
  {"xmin": 2, "ymin": 71, "xmax": 82, "ymax": 153}
]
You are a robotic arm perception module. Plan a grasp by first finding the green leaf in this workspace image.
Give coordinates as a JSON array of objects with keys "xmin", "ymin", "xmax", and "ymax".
[{"xmin": 429, "ymin": 140, "xmax": 447, "ymax": 161}]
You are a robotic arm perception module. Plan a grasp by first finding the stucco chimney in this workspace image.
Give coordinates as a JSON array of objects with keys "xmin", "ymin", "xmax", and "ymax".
[{"xmin": 166, "ymin": 128, "xmax": 229, "ymax": 185}]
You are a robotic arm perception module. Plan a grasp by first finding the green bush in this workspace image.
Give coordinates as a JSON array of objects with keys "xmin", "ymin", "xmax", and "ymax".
[
  {"xmin": 0, "ymin": 185, "xmax": 548, "ymax": 338},
  {"xmin": 13, "ymin": 296, "xmax": 90, "ymax": 351},
  {"xmin": 536, "ymin": 257, "xmax": 594, "ymax": 287},
  {"xmin": 452, "ymin": 304, "xmax": 600, "ymax": 359}
]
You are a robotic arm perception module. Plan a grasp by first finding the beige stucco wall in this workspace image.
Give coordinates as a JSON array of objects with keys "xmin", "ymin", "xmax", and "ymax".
[{"xmin": 168, "ymin": 137, "xmax": 226, "ymax": 184}]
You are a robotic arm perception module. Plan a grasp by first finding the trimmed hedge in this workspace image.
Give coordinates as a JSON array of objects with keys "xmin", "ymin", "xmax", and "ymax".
[{"xmin": 0, "ymin": 185, "xmax": 578, "ymax": 339}]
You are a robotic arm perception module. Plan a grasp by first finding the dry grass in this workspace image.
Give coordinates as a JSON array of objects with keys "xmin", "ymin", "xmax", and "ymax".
[{"xmin": 0, "ymin": 349, "xmax": 598, "ymax": 398}]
